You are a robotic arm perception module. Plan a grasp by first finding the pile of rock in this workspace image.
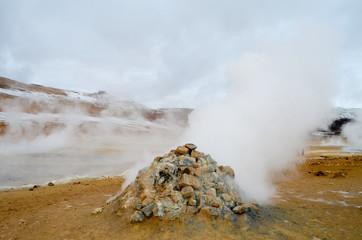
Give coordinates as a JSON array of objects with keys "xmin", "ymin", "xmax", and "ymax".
[{"xmin": 112, "ymin": 144, "xmax": 255, "ymax": 223}]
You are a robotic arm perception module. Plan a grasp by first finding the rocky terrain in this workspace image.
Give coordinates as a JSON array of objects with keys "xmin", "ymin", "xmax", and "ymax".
[
  {"xmin": 112, "ymin": 144, "xmax": 256, "ymax": 223},
  {"xmin": 0, "ymin": 144, "xmax": 361, "ymax": 239}
]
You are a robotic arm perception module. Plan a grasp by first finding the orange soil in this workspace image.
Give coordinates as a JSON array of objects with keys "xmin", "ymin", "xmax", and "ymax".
[{"xmin": 0, "ymin": 146, "xmax": 361, "ymax": 239}]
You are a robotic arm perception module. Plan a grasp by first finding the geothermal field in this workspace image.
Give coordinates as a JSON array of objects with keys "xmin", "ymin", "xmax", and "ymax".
[
  {"xmin": 0, "ymin": 77, "xmax": 361, "ymax": 239},
  {"xmin": 1, "ymin": 1, "xmax": 362, "ymax": 239}
]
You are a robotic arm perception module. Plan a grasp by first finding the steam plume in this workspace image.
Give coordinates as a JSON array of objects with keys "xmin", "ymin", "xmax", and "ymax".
[{"xmin": 183, "ymin": 30, "xmax": 337, "ymax": 202}]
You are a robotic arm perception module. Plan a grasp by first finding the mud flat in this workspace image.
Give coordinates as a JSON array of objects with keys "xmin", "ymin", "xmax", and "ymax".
[{"xmin": 0, "ymin": 146, "xmax": 361, "ymax": 239}]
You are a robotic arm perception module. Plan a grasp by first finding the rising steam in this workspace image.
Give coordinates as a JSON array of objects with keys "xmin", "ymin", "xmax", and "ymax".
[
  {"xmin": 183, "ymin": 30, "xmax": 337, "ymax": 202},
  {"xmin": 343, "ymin": 111, "xmax": 362, "ymax": 150},
  {"xmin": 0, "ymin": 93, "xmax": 186, "ymax": 186}
]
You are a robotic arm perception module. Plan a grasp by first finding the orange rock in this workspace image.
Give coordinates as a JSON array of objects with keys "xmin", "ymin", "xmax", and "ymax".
[
  {"xmin": 191, "ymin": 150, "xmax": 202, "ymax": 158},
  {"xmin": 180, "ymin": 174, "xmax": 201, "ymax": 189},
  {"xmin": 176, "ymin": 146, "xmax": 189, "ymax": 155},
  {"xmin": 181, "ymin": 186, "xmax": 194, "ymax": 198}
]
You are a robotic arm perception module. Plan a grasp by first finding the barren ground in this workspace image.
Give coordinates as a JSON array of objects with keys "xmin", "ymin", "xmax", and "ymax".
[{"xmin": 0, "ymin": 145, "xmax": 361, "ymax": 239}]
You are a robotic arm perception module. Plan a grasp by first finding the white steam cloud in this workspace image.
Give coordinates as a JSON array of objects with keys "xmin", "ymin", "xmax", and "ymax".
[
  {"xmin": 183, "ymin": 28, "xmax": 337, "ymax": 202},
  {"xmin": 0, "ymin": 93, "xmax": 187, "ymax": 186},
  {"xmin": 343, "ymin": 111, "xmax": 362, "ymax": 150}
]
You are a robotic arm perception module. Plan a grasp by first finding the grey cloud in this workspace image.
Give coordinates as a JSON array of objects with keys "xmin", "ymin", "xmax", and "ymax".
[{"xmin": 0, "ymin": 0, "xmax": 361, "ymax": 107}]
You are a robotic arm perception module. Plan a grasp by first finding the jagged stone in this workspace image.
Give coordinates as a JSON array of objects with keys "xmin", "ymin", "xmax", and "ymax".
[
  {"xmin": 122, "ymin": 197, "xmax": 136, "ymax": 210},
  {"xmin": 197, "ymin": 157, "xmax": 207, "ymax": 165},
  {"xmin": 220, "ymin": 206, "xmax": 231, "ymax": 215},
  {"xmin": 218, "ymin": 166, "xmax": 235, "ymax": 178},
  {"xmin": 204, "ymin": 173, "xmax": 218, "ymax": 186},
  {"xmin": 200, "ymin": 206, "xmax": 219, "ymax": 217},
  {"xmin": 191, "ymin": 150, "xmax": 202, "ymax": 158},
  {"xmin": 192, "ymin": 162, "xmax": 200, "ymax": 168},
  {"xmin": 226, "ymin": 200, "xmax": 236, "ymax": 209},
  {"xmin": 181, "ymin": 167, "xmax": 194, "ymax": 175},
  {"xmin": 154, "ymin": 156, "xmax": 162, "ymax": 162},
  {"xmin": 162, "ymin": 197, "xmax": 176, "ymax": 212},
  {"xmin": 176, "ymin": 146, "xmax": 189, "ymax": 155},
  {"xmin": 130, "ymin": 211, "xmax": 144, "ymax": 223},
  {"xmin": 179, "ymin": 156, "xmax": 196, "ymax": 166},
  {"xmin": 193, "ymin": 167, "xmax": 203, "ymax": 177},
  {"xmin": 212, "ymin": 172, "xmax": 219, "ymax": 180},
  {"xmin": 233, "ymin": 196, "xmax": 243, "ymax": 205},
  {"xmin": 142, "ymin": 197, "xmax": 153, "ymax": 207},
  {"xmin": 206, "ymin": 188, "xmax": 216, "ymax": 197},
  {"xmin": 210, "ymin": 197, "xmax": 222, "ymax": 208},
  {"xmin": 220, "ymin": 206, "xmax": 237, "ymax": 221},
  {"xmin": 185, "ymin": 143, "xmax": 197, "ymax": 150},
  {"xmin": 219, "ymin": 184, "xmax": 228, "ymax": 193},
  {"xmin": 167, "ymin": 208, "xmax": 184, "ymax": 220},
  {"xmin": 241, "ymin": 202, "xmax": 257, "ymax": 210},
  {"xmin": 188, "ymin": 196, "xmax": 196, "ymax": 206},
  {"xmin": 201, "ymin": 165, "xmax": 212, "ymax": 174},
  {"xmin": 170, "ymin": 191, "xmax": 183, "ymax": 203},
  {"xmin": 180, "ymin": 173, "xmax": 201, "ymax": 189},
  {"xmin": 142, "ymin": 203, "xmax": 155, "ymax": 218},
  {"xmin": 153, "ymin": 202, "xmax": 165, "ymax": 217},
  {"xmin": 206, "ymin": 155, "xmax": 217, "ymax": 165},
  {"xmin": 221, "ymin": 193, "xmax": 232, "ymax": 202},
  {"xmin": 134, "ymin": 203, "xmax": 143, "ymax": 211},
  {"xmin": 186, "ymin": 206, "xmax": 198, "ymax": 215},
  {"xmin": 230, "ymin": 190, "xmax": 237, "ymax": 197},
  {"xmin": 159, "ymin": 162, "xmax": 176, "ymax": 173},
  {"xmin": 181, "ymin": 186, "xmax": 194, "ymax": 198},
  {"xmin": 199, "ymin": 194, "xmax": 209, "ymax": 207},
  {"xmin": 211, "ymin": 202, "xmax": 219, "ymax": 208},
  {"xmin": 232, "ymin": 205, "xmax": 246, "ymax": 215}
]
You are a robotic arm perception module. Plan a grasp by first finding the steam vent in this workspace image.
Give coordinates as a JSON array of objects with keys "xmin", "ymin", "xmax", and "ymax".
[{"xmin": 112, "ymin": 144, "xmax": 257, "ymax": 223}]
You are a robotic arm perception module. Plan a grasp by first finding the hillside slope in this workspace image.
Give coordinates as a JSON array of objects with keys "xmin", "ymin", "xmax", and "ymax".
[{"xmin": 0, "ymin": 76, "xmax": 192, "ymax": 140}]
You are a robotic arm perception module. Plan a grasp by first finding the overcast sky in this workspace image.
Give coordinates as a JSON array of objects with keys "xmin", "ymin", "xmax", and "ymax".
[{"xmin": 0, "ymin": 0, "xmax": 361, "ymax": 108}]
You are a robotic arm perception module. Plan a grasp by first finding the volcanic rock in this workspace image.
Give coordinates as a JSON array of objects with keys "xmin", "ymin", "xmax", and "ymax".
[
  {"xmin": 181, "ymin": 186, "xmax": 194, "ymax": 198},
  {"xmin": 179, "ymin": 156, "xmax": 196, "ymax": 167},
  {"xmin": 142, "ymin": 203, "xmax": 155, "ymax": 218},
  {"xmin": 112, "ymin": 144, "xmax": 254, "ymax": 223},
  {"xmin": 314, "ymin": 170, "xmax": 327, "ymax": 176},
  {"xmin": 199, "ymin": 206, "xmax": 219, "ymax": 217},
  {"xmin": 185, "ymin": 143, "xmax": 197, "ymax": 150},
  {"xmin": 232, "ymin": 205, "xmax": 246, "ymax": 215},
  {"xmin": 188, "ymin": 196, "xmax": 196, "ymax": 206},
  {"xmin": 191, "ymin": 150, "xmax": 202, "ymax": 158},
  {"xmin": 176, "ymin": 146, "xmax": 189, "ymax": 155},
  {"xmin": 218, "ymin": 166, "xmax": 235, "ymax": 178},
  {"xmin": 130, "ymin": 211, "xmax": 144, "ymax": 223},
  {"xmin": 220, "ymin": 206, "xmax": 237, "ymax": 221},
  {"xmin": 180, "ymin": 174, "xmax": 201, "ymax": 189}
]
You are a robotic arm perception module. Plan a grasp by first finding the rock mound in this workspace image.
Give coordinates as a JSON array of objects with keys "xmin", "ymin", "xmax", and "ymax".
[{"xmin": 112, "ymin": 144, "xmax": 255, "ymax": 223}]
